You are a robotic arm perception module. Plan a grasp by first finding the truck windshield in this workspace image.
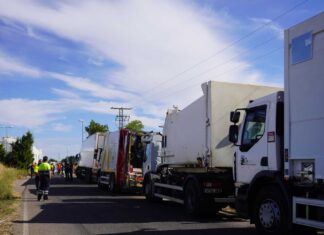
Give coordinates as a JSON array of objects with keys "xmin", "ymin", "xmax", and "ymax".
[{"xmin": 240, "ymin": 105, "xmax": 267, "ymax": 152}]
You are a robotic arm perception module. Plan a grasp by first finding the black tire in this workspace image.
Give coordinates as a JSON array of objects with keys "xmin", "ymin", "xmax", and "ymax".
[
  {"xmin": 184, "ymin": 180, "xmax": 202, "ymax": 216},
  {"xmin": 108, "ymin": 173, "xmax": 116, "ymax": 193},
  {"xmin": 184, "ymin": 180, "xmax": 217, "ymax": 217},
  {"xmin": 86, "ymin": 170, "xmax": 92, "ymax": 184},
  {"xmin": 97, "ymin": 175, "xmax": 103, "ymax": 189},
  {"xmin": 254, "ymin": 186, "xmax": 288, "ymax": 235},
  {"xmin": 144, "ymin": 177, "xmax": 162, "ymax": 202}
]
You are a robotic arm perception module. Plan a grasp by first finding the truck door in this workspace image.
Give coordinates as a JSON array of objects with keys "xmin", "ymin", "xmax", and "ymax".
[
  {"xmin": 143, "ymin": 143, "xmax": 152, "ymax": 176},
  {"xmin": 236, "ymin": 105, "xmax": 269, "ymax": 184}
]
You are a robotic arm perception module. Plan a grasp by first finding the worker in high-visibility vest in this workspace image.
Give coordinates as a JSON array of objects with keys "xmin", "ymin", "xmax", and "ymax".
[
  {"xmin": 33, "ymin": 159, "xmax": 42, "ymax": 191},
  {"xmin": 38, "ymin": 156, "xmax": 52, "ymax": 201}
]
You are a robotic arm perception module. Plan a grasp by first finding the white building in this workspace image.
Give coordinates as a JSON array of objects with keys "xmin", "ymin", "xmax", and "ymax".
[
  {"xmin": 1, "ymin": 136, "xmax": 17, "ymax": 153},
  {"xmin": 1, "ymin": 136, "xmax": 43, "ymax": 163},
  {"xmin": 32, "ymin": 146, "xmax": 43, "ymax": 163}
]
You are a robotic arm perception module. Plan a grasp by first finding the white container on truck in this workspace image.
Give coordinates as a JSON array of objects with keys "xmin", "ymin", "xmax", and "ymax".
[
  {"xmin": 144, "ymin": 81, "xmax": 280, "ymax": 216},
  {"xmin": 97, "ymin": 129, "xmax": 161, "ymax": 192},
  {"xmin": 76, "ymin": 132, "xmax": 106, "ymax": 183},
  {"xmin": 229, "ymin": 12, "xmax": 324, "ymax": 235}
]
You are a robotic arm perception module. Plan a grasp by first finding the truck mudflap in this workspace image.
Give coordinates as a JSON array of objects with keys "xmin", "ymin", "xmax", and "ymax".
[{"xmin": 199, "ymin": 169, "xmax": 235, "ymax": 200}]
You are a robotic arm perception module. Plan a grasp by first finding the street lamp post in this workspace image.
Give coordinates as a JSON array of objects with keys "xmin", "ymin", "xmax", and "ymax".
[{"xmin": 78, "ymin": 119, "xmax": 85, "ymax": 143}]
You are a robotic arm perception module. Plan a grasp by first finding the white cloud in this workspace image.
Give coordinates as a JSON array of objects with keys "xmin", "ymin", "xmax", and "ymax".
[
  {"xmin": 0, "ymin": 0, "xmax": 273, "ymax": 108},
  {"xmin": 0, "ymin": 99, "xmax": 62, "ymax": 127},
  {"xmin": 250, "ymin": 18, "xmax": 284, "ymax": 40},
  {"xmin": 0, "ymin": 53, "xmax": 136, "ymax": 101},
  {"xmin": 0, "ymin": 54, "xmax": 41, "ymax": 78},
  {"xmin": 0, "ymin": 0, "xmax": 283, "ymax": 157},
  {"xmin": 87, "ymin": 57, "xmax": 104, "ymax": 66},
  {"xmin": 51, "ymin": 88, "xmax": 80, "ymax": 99},
  {"xmin": 51, "ymin": 123, "xmax": 72, "ymax": 132},
  {"xmin": 130, "ymin": 114, "xmax": 163, "ymax": 130},
  {"xmin": 48, "ymin": 72, "xmax": 136, "ymax": 101},
  {"xmin": 26, "ymin": 25, "xmax": 49, "ymax": 41},
  {"xmin": 34, "ymin": 136, "xmax": 80, "ymax": 160}
]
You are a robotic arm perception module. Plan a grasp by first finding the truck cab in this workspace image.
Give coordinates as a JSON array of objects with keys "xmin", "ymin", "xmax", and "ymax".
[
  {"xmin": 142, "ymin": 132, "xmax": 162, "ymax": 177},
  {"xmin": 230, "ymin": 91, "xmax": 284, "ymax": 185},
  {"xmin": 229, "ymin": 91, "xmax": 289, "ymax": 234}
]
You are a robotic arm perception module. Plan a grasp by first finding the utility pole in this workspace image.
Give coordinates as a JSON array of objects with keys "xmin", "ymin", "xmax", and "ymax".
[
  {"xmin": 111, "ymin": 107, "xmax": 132, "ymax": 129},
  {"xmin": 78, "ymin": 119, "xmax": 85, "ymax": 143}
]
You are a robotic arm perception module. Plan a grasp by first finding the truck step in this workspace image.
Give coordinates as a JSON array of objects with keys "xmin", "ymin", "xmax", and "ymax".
[
  {"xmin": 293, "ymin": 196, "xmax": 324, "ymax": 230},
  {"xmin": 154, "ymin": 182, "xmax": 183, "ymax": 191},
  {"xmin": 154, "ymin": 193, "xmax": 184, "ymax": 204}
]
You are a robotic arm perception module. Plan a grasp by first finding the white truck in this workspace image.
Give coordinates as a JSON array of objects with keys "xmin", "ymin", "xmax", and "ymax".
[
  {"xmin": 144, "ymin": 81, "xmax": 279, "ymax": 215},
  {"xmin": 76, "ymin": 132, "xmax": 106, "ymax": 183},
  {"xmin": 97, "ymin": 129, "xmax": 162, "ymax": 192},
  {"xmin": 229, "ymin": 12, "xmax": 324, "ymax": 235},
  {"xmin": 142, "ymin": 132, "xmax": 162, "ymax": 177}
]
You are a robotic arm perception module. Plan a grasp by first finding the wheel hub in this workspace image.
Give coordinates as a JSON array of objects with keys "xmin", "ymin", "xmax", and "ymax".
[{"xmin": 259, "ymin": 199, "xmax": 281, "ymax": 229}]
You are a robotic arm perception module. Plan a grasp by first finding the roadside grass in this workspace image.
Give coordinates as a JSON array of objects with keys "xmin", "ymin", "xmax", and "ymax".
[{"xmin": 0, "ymin": 164, "xmax": 28, "ymax": 234}]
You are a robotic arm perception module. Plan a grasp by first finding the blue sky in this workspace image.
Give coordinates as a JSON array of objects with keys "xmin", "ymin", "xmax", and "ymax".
[{"xmin": 0, "ymin": 0, "xmax": 323, "ymax": 159}]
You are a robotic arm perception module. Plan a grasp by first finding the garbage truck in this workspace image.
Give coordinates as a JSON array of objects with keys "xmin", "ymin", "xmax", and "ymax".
[
  {"xmin": 144, "ymin": 81, "xmax": 280, "ymax": 215},
  {"xmin": 97, "ymin": 129, "xmax": 162, "ymax": 193},
  {"xmin": 76, "ymin": 132, "xmax": 106, "ymax": 183},
  {"xmin": 228, "ymin": 12, "xmax": 324, "ymax": 235}
]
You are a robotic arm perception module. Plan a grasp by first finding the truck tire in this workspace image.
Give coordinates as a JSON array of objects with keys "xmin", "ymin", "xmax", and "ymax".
[
  {"xmin": 97, "ymin": 174, "xmax": 103, "ymax": 189},
  {"xmin": 253, "ymin": 185, "xmax": 288, "ymax": 235},
  {"xmin": 108, "ymin": 173, "xmax": 116, "ymax": 193},
  {"xmin": 86, "ymin": 170, "xmax": 92, "ymax": 184},
  {"xmin": 144, "ymin": 177, "xmax": 162, "ymax": 202},
  {"xmin": 184, "ymin": 180, "xmax": 202, "ymax": 216}
]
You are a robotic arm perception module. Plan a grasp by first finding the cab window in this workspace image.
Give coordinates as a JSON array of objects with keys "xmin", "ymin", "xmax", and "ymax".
[{"xmin": 240, "ymin": 105, "xmax": 267, "ymax": 152}]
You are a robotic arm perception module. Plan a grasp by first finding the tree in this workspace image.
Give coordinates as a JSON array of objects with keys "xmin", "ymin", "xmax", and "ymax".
[
  {"xmin": 61, "ymin": 155, "xmax": 78, "ymax": 164},
  {"xmin": 85, "ymin": 120, "xmax": 108, "ymax": 137},
  {"xmin": 0, "ymin": 143, "xmax": 5, "ymax": 164},
  {"xmin": 10, "ymin": 131, "xmax": 34, "ymax": 168},
  {"xmin": 126, "ymin": 120, "xmax": 144, "ymax": 132}
]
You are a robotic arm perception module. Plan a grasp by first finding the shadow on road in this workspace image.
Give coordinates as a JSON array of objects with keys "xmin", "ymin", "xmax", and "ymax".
[
  {"xmin": 16, "ymin": 175, "xmax": 256, "ymax": 235},
  {"xmin": 99, "ymin": 228, "xmax": 256, "ymax": 235}
]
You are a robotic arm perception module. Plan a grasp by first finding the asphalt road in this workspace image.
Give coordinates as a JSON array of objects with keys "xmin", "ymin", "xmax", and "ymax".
[{"xmin": 14, "ymin": 175, "xmax": 256, "ymax": 235}]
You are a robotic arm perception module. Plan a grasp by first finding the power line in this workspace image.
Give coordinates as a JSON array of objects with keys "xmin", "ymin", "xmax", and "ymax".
[
  {"xmin": 143, "ymin": 0, "xmax": 309, "ymax": 95},
  {"xmin": 111, "ymin": 107, "xmax": 132, "ymax": 130},
  {"xmin": 157, "ymin": 46, "xmax": 282, "ymax": 100},
  {"xmin": 144, "ymin": 34, "xmax": 279, "ymax": 99}
]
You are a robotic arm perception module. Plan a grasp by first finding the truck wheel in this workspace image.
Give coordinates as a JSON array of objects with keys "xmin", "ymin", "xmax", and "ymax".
[
  {"xmin": 254, "ymin": 186, "xmax": 288, "ymax": 235},
  {"xmin": 97, "ymin": 175, "xmax": 103, "ymax": 189},
  {"xmin": 144, "ymin": 178, "xmax": 153, "ymax": 200},
  {"xmin": 108, "ymin": 173, "xmax": 115, "ymax": 193},
  {"xmin": 184, "ymin": 181, "xmax": 201, "ymax": 216},
  {"xmin": 144, "ymin": 177, "xmax": 162, "ymax": 202},
  {"xmin": 86, "ymin": 170, "xmax": 92, "ymax": 184}
]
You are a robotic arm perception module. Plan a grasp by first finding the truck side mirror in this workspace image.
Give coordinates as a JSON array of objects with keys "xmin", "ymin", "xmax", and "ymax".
[
  {"xmin": 230, "ymin": 111, "xmax": 240, "ymax": 123},
  {"xmin": 229, "ymin": 125, "xmax": 238, "ymax": 143},
  {"xmin": 94, "ymin": 149, "xmax": 98, "ymax": 159}
]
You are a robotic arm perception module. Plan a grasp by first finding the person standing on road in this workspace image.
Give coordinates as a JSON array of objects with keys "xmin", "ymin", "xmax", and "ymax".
[
  {"xmin": 38, "ymin": 156, "xmax": 52, "ymax": 201},
  {"xmin": 33, "ymin": 159, "xmax": 42, "ymax": 191},
  {"xmin": 65, "ymin": 162, "xmax": 70, "ymax": 181},
  {"xmin": 69, "ymin": 161, "xmax": 73, "ymax": 182}
]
